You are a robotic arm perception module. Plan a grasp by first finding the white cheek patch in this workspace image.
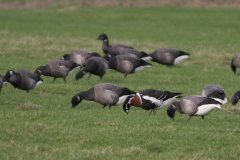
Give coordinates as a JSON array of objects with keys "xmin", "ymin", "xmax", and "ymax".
[
  {"xmin": 38, "ymin": 70, "xmax": 42, "ymax": 74},
  {"xmin": 173, "ymin": 55, "xmax": 190, "ymax": 65},
  {"xmin": 195, "ymin": 104, "xmax": 221, "ymax": 116},
  {"xmin": 104, "ymin": 39, "xmax": 108, "ymax": 42}
]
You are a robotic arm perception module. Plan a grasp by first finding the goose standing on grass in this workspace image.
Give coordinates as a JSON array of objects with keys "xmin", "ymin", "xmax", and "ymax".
[
  {"xmin": 231, "ymin": 90, "xmax": 240, "ymax": 105},
  {"xmin": 0, "ymin": 73, "xmax": 7, "ymax": 94},
  {"xmin": 108, "ymin": 55, "xmax": 152, "ymax": 78},
  {"xmin": 231, "ymin": 54, "xmax": 240, "ymax": 74},
  {"xmin": 202, "ymin": 84, "xmax": 227, "ymax": 104},
  {"xmin": 71, "ymin": 83, "xmax": 136, "ymax": 109},
  {"xmin": 96, "ymin": 33, "xmax": 134, "ymax": 54},
  {"xmin": 75, "ymin": 57, "xmax": 109, "ymax": 81},
  {"xmin": 149, "ymin": 47, "xmax": 190, "ymax": 66},
  {"xmin": 35, "ymin": 60, "xmax": 80, "ymax": 83},
  {"xmin": 61, "ymin": 50, "xmax": 101, "ymax": 68},
  {"xmin": 123, "ymin": 89, "xmax": 182, "ymax": 114},
  {"xmin": 4, "ymin": 69, "xmax": 43, "ymax": 92},
  {"xmin": 167, "ymin": 95, "xmax": 222, "ymax": 121}
]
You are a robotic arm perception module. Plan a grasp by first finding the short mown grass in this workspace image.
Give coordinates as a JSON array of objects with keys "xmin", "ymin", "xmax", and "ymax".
[{"xmin": 0, "ymin": 6, "xmax": 240, "ymax": 159}]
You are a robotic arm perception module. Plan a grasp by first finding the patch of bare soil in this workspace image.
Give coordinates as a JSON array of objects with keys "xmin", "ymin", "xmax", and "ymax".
[{"xmin": 0, "ymin": 0, "xmax": 240, "ymax": 9}]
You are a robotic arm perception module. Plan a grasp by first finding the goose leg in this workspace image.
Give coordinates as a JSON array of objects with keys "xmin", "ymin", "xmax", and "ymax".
[
  {"xmin": 85, "ymin": 73, "xmax": 91, "ymax": 81},
  {"xmin": 124, "ymin": 73, "xmax": 128, "ymax": 78},
  {"xmin": 149, "ymin": 109, "xmax": 152, "ymax": 114},
  {"xmin": 63, "ymin": 77, "xmax": 66, "ymax": 83},
  {"xmin": 202, "ymin": 116, "xmax": 204, "ymax": 121},
  {"xmin": 108, "ymin": 104, "xmax": 112, "ymax": 109},
  {"xmin": 52, "ymin": 77, "xmax": 56, "ymax": 83},
  {"xmin": 188, "ymin": 115, "xmax": 192, "ymax": 122},
  {"xmin": 153, "ymin": 110, "xmax": 156, "ymax": 115},
  {"xmin": 102, "ymin": 105, "xmax": 107, "ymax": 109}
]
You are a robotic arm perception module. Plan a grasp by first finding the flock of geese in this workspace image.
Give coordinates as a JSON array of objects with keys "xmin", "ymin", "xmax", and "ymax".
[{"xmin": 1, "ymin": 33, "xmax": 240, "ymax": 121}]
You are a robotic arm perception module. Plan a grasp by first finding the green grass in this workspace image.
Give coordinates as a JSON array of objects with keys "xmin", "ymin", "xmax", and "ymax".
[{"xmin": 0, "ymin": 6, "xmax": 240, "ymax": 159}]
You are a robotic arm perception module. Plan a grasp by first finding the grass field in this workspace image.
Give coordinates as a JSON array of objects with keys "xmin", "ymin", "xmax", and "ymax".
[{"xmin": 0, "ymin": 5, "xmax": 240, "ymax": 159}]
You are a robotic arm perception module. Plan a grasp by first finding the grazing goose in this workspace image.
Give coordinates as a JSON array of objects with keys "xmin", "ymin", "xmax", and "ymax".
[
  {"xmin": 71, "ymin": 83, "xmax": 136, "ymax": 109},
  {"xmin": 96, "ymin": 33, "xmax": 134, "ymax": 54},
  {"xmin": 75, "ymin": 57, "xmax": 109, "ymax": 81},
  {"xmin": 231, "ymin": 54, "xmax": 240, "ymax": 74},
  {"xmin": 35, "ymin": 60, "xmax": 80, "ymax": 83},
  {"xmin": 202, "ymin": 84, "xmax": 227, "ymax": 104},
  {"xmin": 167, "ymin": 95, "xmax": 222, "ymax": 121},
  {"xmin": 108, "ymin": 55, "xmax": 152, "ymax": 78},
  {"xmin": 123, "ymin": 89, "xmax": 182, "ymax": 114},
  {"xmin": 4, "ymin": 69, "xmax": 43, "ymax": 92},
  {"xmin": 0, "ymin": 73, "xmax": 7, "ymax": 94},
  {"xmin": 61, "ymin": 50, "xmax": 101, "ymax": 68},
  {"xmin": 231, "ymin": 90, "xmax": 240, "ymax": 105},
  {"xmin": 149, "ymin": 47, "xmax": 190, "ymax": 66}
]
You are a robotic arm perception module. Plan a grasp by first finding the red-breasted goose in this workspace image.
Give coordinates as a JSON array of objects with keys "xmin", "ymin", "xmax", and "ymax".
[
  {"xmin": 35, "ymin": 60, "xmax": 80, "ymax": 83},
  {"xmin": 0, "ymin": 73, "xmax": 7, "ymax": 94},
  {"xmin": 231, "ymin": 54, "xmax": 240, "ymax": 74},
  {"xmin": 231, "ymin": 90, "xmax": 240, "ymax": 105},
  {"xmin": 202, "ymin": 84, "xmax": 227, "ymax": 104},
  {"xmin": 61, "ymin": 50, "xmax": 101, "ymax": 68},
  {"xmin": 167, "ymin": 95, "xmax": 222, "ymax": 121},
  {"xmin": 108, "ymin": 55, "xmax": 152, "ymax": 78},
  {"xmin": 75, "ymin": 57, "xmax": 109, "ymax": 81},
  {"xmin": 4, "ymin": 69, "xmax": 43, "ymax": 92},
  {"xmin": 149, "ymin": 47, "xmax": 190, "ymax": 66},
  {"xmin": 71, "ymin": 83, "xmax": 136, "ymax": 109},
  {"xmin": 96, "ymin": 33, "xmax": 134, "ymax": 54},
  {"xmin": 123, "ymin": 89, "xmax": 182, "ymax": 114}
]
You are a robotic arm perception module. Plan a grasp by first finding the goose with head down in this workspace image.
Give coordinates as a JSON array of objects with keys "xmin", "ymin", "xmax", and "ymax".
[
  {"xmin": 35, "ymin": 60, "xmax": 80, "ymax": 83},
  {"xmin": 71, "ymin": 83, "xmax": 136, "ymax": 109},
  {"xmin": 123, "ymin": 89, "xmax": 182, "ymax": 114},
  {"xmin": 167, "ymin": 95, "xmax": 222, "ymax": 121},
  {"xmin": 4, "ymin": 69, "xmax": 43, "ymax": 92},
  {"xmin": 75, "ymin": 57, "xmax": 109, "ymax": 81}
]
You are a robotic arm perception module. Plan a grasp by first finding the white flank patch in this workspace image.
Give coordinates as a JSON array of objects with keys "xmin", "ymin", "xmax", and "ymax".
[
  {"xmin": 34, "ymin": 81, "xmax": 43, "ymax": 88},
  {"xmin": 173, "ymin": 55, "xmax": 190, "ymax": 65},
  {"xmin": 195, "ymin": 104, "xmax": 221, "ymax": 116},
  {"xmin": 141, "ymin": 56, "xmax": 152, "ymax": 61},
  {"xmin": 212, "ymin": 97, "xmax": 228, "ymax": 104},
  {"xmin": 142, "ymin": 95, "xmax": 163, "ymax": 108},
  {"xmin": 134, "ymin": 65, "xmax": 151, "ymax": 73},
  {"xmin": 68, "ymin": 66, "xmax": 80, "ymax": 75},
  {"xmin": 161, "ymin": 96, "xmax": 179, "ymax": 109},
  {"xmin": 116, "ymin": 95, "xmax": 131, "ymax": 105}
]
